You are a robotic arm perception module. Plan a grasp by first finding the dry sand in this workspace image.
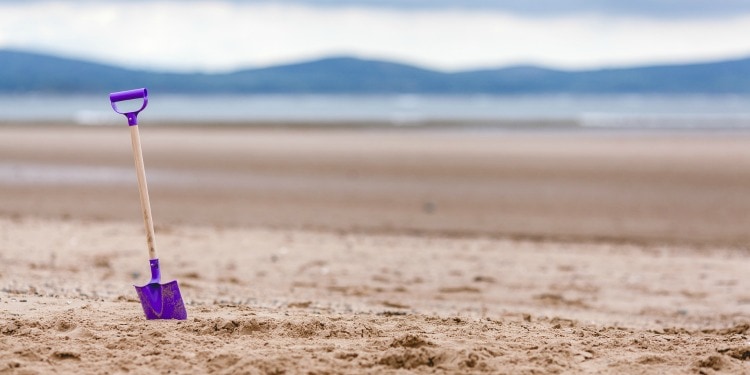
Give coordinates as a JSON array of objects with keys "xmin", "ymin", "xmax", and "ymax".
[{"xmin": 1, "ymin": 124, "xmax": 750, "ymax": 374}]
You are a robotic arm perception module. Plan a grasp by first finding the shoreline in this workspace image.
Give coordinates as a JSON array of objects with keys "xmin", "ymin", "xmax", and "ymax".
[{"xmin": 9, "ymin": 119, "xmax": 750, "ymax": 134}]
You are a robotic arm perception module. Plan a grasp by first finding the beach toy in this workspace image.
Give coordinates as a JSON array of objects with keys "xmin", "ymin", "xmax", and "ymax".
[{"xmin": 109, "ymin": 88, "xmax": 187, "ymax": 320}]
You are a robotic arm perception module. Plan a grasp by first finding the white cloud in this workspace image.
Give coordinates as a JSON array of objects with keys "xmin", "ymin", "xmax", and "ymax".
[{"xmin": 1, "ymin": 1, "xmax": 750, "ymax": 72}]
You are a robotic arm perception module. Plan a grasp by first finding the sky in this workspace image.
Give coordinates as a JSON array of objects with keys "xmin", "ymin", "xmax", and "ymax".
[{"xmin": 1, "ymin": 0, "xmax": 750, "ymax": 72}]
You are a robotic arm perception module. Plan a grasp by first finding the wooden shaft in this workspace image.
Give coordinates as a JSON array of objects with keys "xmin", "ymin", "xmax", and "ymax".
[{"xmin": 129, "ymin": 125, "xmax": 157, "ymax": 260}]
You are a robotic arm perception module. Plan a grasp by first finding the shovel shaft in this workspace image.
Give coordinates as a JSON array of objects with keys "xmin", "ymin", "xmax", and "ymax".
[{"xmin": 129, "ymin": 125, "xmax": 157, "ymax": 260}]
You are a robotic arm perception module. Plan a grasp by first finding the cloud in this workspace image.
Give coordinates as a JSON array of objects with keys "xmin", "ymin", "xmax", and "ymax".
[
  {"xmin": 3, "ymin": 0, "xmax": 750, "ymax": 18},
  {"xmin": 236, "ymin": 0, "xmax": 750, "ymax": 19},
  {"xmin": 1, "ymin": 1, "xmax": 750, "ymax": 72}
]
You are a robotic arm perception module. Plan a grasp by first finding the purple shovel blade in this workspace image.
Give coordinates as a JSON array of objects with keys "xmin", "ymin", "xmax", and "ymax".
[{"xmin": 134, "ymin": 259, "xmax": 187, "ymax": 320}]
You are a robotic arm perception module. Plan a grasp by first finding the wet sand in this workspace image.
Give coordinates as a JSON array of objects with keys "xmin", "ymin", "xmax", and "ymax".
[{"xmin": 1, "ymin": 124, "xmax": 750, "ymax": 373}]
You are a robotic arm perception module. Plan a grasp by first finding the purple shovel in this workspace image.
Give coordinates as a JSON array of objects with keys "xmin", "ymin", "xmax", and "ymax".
[{"xmin": 109, "ymin": 88, "xmax": 187, "ymax": 320}]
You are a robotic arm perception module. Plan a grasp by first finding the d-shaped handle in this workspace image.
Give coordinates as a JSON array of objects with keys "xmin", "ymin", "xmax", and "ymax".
[{"xmin": 109, "ymin": 88, "xmax": 148, "ymax": 125}]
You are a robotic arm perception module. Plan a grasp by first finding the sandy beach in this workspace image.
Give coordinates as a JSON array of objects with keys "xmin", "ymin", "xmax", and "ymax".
[{"xmin": 2, "ymin": 124, "xmax": 750, "ymax": 373}]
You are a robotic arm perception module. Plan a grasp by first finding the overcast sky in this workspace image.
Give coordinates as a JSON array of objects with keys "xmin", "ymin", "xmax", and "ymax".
[{"xmin": 1, "ymin": 0, "xmax": 750, "ymax": 72}]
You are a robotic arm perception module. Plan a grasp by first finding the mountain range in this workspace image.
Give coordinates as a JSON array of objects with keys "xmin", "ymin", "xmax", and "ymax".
[{"xmin": 2, "ymin": 49, "xmax": 750, "ymax": 94}]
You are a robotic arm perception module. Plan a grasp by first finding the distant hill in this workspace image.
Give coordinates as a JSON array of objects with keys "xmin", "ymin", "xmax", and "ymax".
[{"xmin": 2, "ymin": 49, "xmax": 750, "ymax": 94}]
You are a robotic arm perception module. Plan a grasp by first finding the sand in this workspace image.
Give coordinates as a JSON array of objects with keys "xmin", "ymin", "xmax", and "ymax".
[{"xmin": 2, "ymin": 124, "xmax": 750, "ymax": 374}]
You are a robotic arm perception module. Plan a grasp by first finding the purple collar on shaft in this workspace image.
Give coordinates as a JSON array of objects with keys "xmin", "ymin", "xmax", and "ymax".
[{"xmin": 149, "ymin": 258, "xmax": 161, "ymax": 284}]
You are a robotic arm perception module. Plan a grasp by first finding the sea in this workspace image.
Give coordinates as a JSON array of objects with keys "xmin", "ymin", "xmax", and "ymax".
[{"xmin": 2, "ymin": 93, "xmax": 750, "ymax": 130}]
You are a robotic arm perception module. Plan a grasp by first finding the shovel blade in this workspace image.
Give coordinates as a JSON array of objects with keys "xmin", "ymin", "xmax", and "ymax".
[{"xmin": 134, "ymin": 281, "xmax": 187, "ymax": 320}]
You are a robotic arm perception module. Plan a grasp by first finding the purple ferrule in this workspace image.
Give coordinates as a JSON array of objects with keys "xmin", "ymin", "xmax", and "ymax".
[
  {"xmin": 148, "ymin": 258, "xmax": 161, "ymax": 284},
  {"xmin": 125, "ymin": 113, "xmax": 139, "ymax": 126},
  {"xmin": 109, "ymin": 88, "xmax": 148, "ymax": 126}
]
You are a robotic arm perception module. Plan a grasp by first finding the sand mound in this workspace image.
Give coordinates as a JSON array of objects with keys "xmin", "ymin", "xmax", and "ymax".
[{"xmin": 3, "ymin": 305, "xmax": 750, "ymax": 374}]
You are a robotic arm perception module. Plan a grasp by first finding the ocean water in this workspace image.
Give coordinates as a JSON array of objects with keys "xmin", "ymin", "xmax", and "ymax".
[{"xmin": 1, "ymin": 94, "xmax": 750, "ymax": 129}]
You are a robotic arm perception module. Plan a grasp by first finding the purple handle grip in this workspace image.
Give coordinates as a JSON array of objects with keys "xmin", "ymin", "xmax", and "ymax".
[
  {"xmin": 109, "ymin": 88, "xmax": 148, "ymax": 126},
  {"xmin": 110, "ymin": 88, "xmax": 147, "ymax": 102}
]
